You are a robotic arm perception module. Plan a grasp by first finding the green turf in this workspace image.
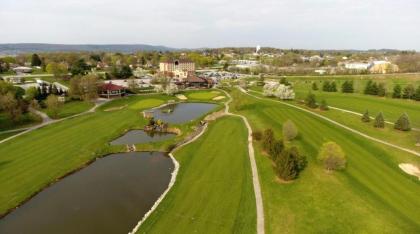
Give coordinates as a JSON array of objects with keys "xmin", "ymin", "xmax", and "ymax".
[
  {"xmin": 0, "ymin": 112, "xmax": 42, "ymax": 131},
  {"xmin": 229, "ymin": 89, "xmax": 420, "ymax": 233},
  {"xmin": 0, "ymin": 131, "xmax": 25, "ymax": 141},
  {"xmin": 186, "ymin": 90, "xmax": 221, "ymax": 100},
  {"xmin": 129, "ymin": 98, "xmax": 165, "ymax": 110},
  {"xmin": 138, "ymin": 116, "xmax": 256, "ymax": 233},
  {"xmin": 45, "ymin": 101, "xmax": 94, "ymax": 119}
]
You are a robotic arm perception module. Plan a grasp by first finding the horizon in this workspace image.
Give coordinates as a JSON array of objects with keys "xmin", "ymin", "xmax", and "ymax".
[{"xmin": 1, "ymin": 0, "xmax": 420, "ymax": 51}]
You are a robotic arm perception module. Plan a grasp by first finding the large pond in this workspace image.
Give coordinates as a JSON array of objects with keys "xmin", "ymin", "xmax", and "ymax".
[
  {"xmin": 0, "ymin": 152, "xmax": 174, "ymax": 234},
  {"xmin": 110, "ymin": 130, "xmax": 176, "ymax": 145},
  {"xmin": 150, "ymin": 102, "xmax": 217, "ymax": 124}
]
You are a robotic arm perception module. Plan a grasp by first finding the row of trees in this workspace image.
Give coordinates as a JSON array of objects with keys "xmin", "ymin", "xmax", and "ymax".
[
  {"xmin": 362, "ymin": 110, "xmax": 411, "ymax": 131},
  {"xmin": 392, "ymin": 84, "xmax": 420, "ymax": 100},
  {"xmin": 322, "ymin": 81, "xmax": 337, "ymax": 92},
  {"xmin": 0, "ymin": 81, "xmax": 28, "ymax": 122},
  {"xmin": 312, "ymin": 80, "xmax": 354, "ymax": 93},
  {"xmin": 305, "ymin": 93, "xmax": 329, "ymax": 111}
]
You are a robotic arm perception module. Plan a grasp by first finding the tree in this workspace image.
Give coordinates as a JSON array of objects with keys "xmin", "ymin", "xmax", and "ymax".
[
  {"xmin": 31, "ymin": 54, "xmax": 42, "ymax": 66},
  {"xmin": 46, "ymin": 62, "xmax": 68, "ymax": 78},
  {"xmin": 127, "ymin": 77, "xmax": 139, "ymax": 92},
  {"xmin": 269, "ymin": 139, "xmax": 284, "ymax": 161},
  {"xmin": 45, "ymin": 95, "xmax": 62, "ymax": 118},
  {"xmin": 262, "ymin": 129, "xmax": 275, "ymax": 152},
  {"xmin": 319, "ymin": 99, "xmax": 329, "ymax": 111},
  {"xmin": 275, "ymin": 146, "xmax": 306, "ymax": 180},
  {"xmin": 341, "ymin": 81, "xmax": 354, "ymax": 93},
  {"xmin": 403, "ymin": 84, "xmax": 415, "ymax": 99},
  {"xmin": 120, "ymin": 65, "xmax": 133, "ymax": 78},
  {"xmin": 312, "ymin": 82, "xmax": 318, "ymax": 90},
  {"xmin": 361, "ymin": 110, "xmax": 370, "ymax": 122},
  {"xmin": 322, "ymin": 81, "xmax": 331, "ymax": 92},
  {"xmin": 69, "ymin": 76, "xmax": 82, "ymax": 99},
  {"xmin": 394, "ymin": 113, "xmax": 411, "ymax": 131},
  {"xmin": 330, "ymin": 81, "xmax": 337, "ymax": 92},
  {"xmin": 279, "ymin": 77, "xmax": 289, "ymax": 86},
  {"xmin": 318, "ymin": 142, "xmax": 346, "ymax": 171},
  {"xmin": 414, "ymin": 85, "xmax": 420, "ymax": 101},
  {"xmin": 79, "ymin": 74, "xmax": 100, "ymax": 101},
  {"xmin": 374, "ymin": 112, "xmax": 385, "ymax": 128},
  {"xmin": 282, "ymin": 120, "xmax": 298, "ymax": 141},
  {"xmin": 70, "ymin": 59, "xmax": 90, "ymax": 76},
  {"xmin": 0, "ymin": 92, "xmax": 22, "ymax": 122},
  {"xmin": 305, "ymin": 93, "xmax": 317, "ymax": 108},
  {"xmin": 377, "ymin": 83, "xmax": 386, "ymax": 97},
  {"xmin": 25, "ymin": 87, "xmax": 39, "ymax": 101},
  {"xmin": 392, "ymin": 84, "xmax": 402, "ymax": 98}
]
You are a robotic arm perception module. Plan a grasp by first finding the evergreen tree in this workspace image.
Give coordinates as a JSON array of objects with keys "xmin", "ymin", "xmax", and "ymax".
[
  {"xmin": 364, "ymin": 80, "xmax": 373, "ymax": 94},
  {"xmin": 305, "ymin": 93, "xmax": 318, "ymax": 108},
  {"xmin": 269, "ymin": 139, "xmax": 284, "ymax": 161},
  {"xmin": 414, "ymin": 85, "xmax": 420, "ymax": 101},
  {"xmin": 394, "ymin": 113, "xmax": 411, "ymax": 131},
  {"xmin": 361, "ymin": 110, "xmax": 370, "ymax": 122},
  {"xmin": 279, "ymin": 77, "xmax": 289, "ymax": 86},
  {"xmin": 377, "ymin": 83, "xmax": 386, "ymax": 97},
  {"xmin": 322, "ymin": 81, "xmax": 331, "ymax": 92},
  {"xmin": 392, "ymin": 84, "xmax": 402, "ymax": 98},
  {"xmin": 319, "ymin": 99, "xmax": 329, "ymax": 111},
  {"xmin": 31, "ymin": 54, "xmax": 42, "ymax": 66},
  {"xmin": 371, "ymin": 82, "xmax": 378, "ymax": 95},
  {"xmin": 374, "ymin": 112, "xmax": 385, "ymax": 128},
  {"xmin": 403, "ymin": 84, "xmax": 415, "ymax": 99},
  {"xmin": 262, "ymin": 129, "xmax": 275, "ymax": 152},
  {"xmin": 312, "ymin": 82, "xmax": 318, "ymax": 91},
  {"xmin": 275, "ymin": 147, "xmax": 306, "ymax": 181},
  {"xmin": 330, "ymin": 81, "xmax": 337, "ymax": 92},
  {"xmin": 341, "ymin": 81, "xmax": 354, "ymax": 93}
]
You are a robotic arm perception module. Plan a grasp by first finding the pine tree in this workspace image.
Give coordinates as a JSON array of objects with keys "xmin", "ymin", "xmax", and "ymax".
[
  {"xmin": 402, "ymin": 84, "xmax": 415, "ymax": 99},
  {"xmin": 394, "ymin": 113, "xmax": 411, "ymax": 131},
  {"xmin": 364, "ymin": 80, "xmax": 373, "ymax": 94},
  {"xmin": 322, "ymin": 81, "xmax": 331, "ymax": 92},
  {"xmin": 319, "ymin": 99, "xmax": 329, "ymax": 111},
  {"xmin": 262, "ymin": 129, "xmax": 275, "ymax": 152},
  {"xmin": 414, "ymin": 85, "xmax": 420, "ymax": 101},
  {"xmin": 392, "ymin": 84, "xmax": 402, "ymax": 98},
  {"xmin": 361, "ymin": 110, "xmax": 370, "ymax": 122},
  {"xmin": 31, "ymin": 54, "xmax": 42, "ymax": 66},
  {"xmin": 377, "ymin": 83, "xmax": 386, "ymax": 97},
  {"xmin": 312, "ymin": 82, "xmax": 318, "ymax": 90},
  {"xmin": 374, "ymin": 112, "xmax": 385, "ymax": 128},
  {"xmin": 275, "ymin": 147, "xmax": 306, "ymax": 181},
  {"xmin": 330, "ymin": 81, "xmax": 337, "ymax": 92},
  {"xmin": 305, "ymin": 93, "xmax": 318, "ymax": 108}
]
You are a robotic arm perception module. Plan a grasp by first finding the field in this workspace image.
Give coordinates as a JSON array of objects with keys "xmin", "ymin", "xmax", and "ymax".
[
  {"xmin": 229, "ymin": 89, "xmax": 420, "ymax": 233},
  {"xmin": 186, "ymin": 90, "xmax": 221, "ymax": 100},
  {"xmin": 45, "ymin": 101, "xmax": 95, "ymax": 119},
  {"xmin": 138, "ymin": 116, "xmax": 256, "ymax": 233}
]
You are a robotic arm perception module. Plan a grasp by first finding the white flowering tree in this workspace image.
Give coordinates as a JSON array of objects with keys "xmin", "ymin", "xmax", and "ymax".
[
  {"xmin": 263, "ymin": 82, "xmax": 295, "ymax": 100},
  {"xmin": 165, "ymin": 83, "xmax": 179, "ymax": 96}
]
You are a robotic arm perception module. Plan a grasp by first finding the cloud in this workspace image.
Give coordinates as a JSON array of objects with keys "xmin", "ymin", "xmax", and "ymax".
[{"xmin": 0, "ymin": 0, "xmax": 419, "ymax": 50}]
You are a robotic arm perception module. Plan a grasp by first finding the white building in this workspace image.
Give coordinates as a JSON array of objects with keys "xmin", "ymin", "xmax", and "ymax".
[{"xmin": 345, "ymin": 63, "xmax": 371, "ymax": 70}]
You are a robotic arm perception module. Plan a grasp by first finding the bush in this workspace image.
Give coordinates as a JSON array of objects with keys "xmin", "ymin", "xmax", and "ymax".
[
  {"xmin": 282, "ymin": 120, "xmax": 298, "ymax": 141},
  {"xmin": 394, "ymin": 113, "xmax": 411, "ymax": 131},
  {"xmin": 262, "ymin": 128, "xmax": 275, "ymax": 152},
  {"xmin": 319, "ymin": 99, "xmax": 329, "ymax": 111},
  {"xmin": 374, "ymin": 112, "xmax": 385, "ymax": 128},
  {"xmin": 305, "ymin": 93, "xmax": 318, "ymax": 109},
  {"xmin": 361, "ymin": 110, "xmax": 370, "ymax": 122},
  {"xmin": 275, "ymin": 146, "xmax": 306, "ymax": 180},
  {"xmin": 252, "ymin": 130, "xmax": 263, "ymax": 141},
  {"xmin": 318, "ymin": 142, "xmax": 346, "ymax": 171},
  {"xmin": 269, "ymin": 139, "xmax": 284, "ymax": 161}
]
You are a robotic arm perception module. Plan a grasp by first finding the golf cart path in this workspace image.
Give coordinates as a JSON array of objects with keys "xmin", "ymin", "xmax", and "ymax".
[
  {"xmin": 0, "ymin": 98, "xmax": 110, "ymax": 144},
  {"xmin": 242, "ymin": 88, "xmax": 420, "ymax": 157},
  {"xmin": 221, "ymin": 89, "xmax": 265, "ymax": 234}
]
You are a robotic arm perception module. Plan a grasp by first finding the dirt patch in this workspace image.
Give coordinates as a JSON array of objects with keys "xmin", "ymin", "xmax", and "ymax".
[
  {"xmin": 212, "ymin": 96, "xmax": 226, "ymax": 101},
  {"xmin": 399, "ymin": 163, "xmax": 420, "ymax": 180},
  {"xmin": 176, "ymin": 94, "xmax": 187, "ymax": 100},
  {"xmin": 104, "ymin": 105, "xmax": 127, "ymax": 112}
]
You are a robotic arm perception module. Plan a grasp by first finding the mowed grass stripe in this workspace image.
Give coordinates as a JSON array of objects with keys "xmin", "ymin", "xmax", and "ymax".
[{"xmin": 138, "ymin": 116, "xmax": 256, "ymax": 234}]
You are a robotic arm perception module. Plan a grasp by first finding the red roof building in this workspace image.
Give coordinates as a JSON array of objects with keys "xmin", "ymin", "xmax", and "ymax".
[{"xmin": 99, "ymin": 82, "xmax": 126, "ymax": 98}]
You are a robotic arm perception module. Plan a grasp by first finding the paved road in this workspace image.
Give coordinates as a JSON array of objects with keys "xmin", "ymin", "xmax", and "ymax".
[
  {"xmin": 241, "ymin": 88, "xmax": 420, "ymax": 157},
  {"xmin": 220, "ymin": 89, "xmax": 265, "ymax": 234}
]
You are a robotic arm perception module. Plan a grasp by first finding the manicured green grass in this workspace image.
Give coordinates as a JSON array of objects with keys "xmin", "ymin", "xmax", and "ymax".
[
  {"xmin": 230, "ymin": 89, "xmax": 420, "ymax": 233},
  {"xmin": 129, "ymin": 98, "xmax": 165, "ymax": 110},
  {"xmin": 0, "ymin": 131, "xmax": 24, "ymax": 141},
  {"xmin": 138, "ymin": 116, "xmax": 256, "ymax": 233},
  {"xmin": 0, "ymin": 94, "xmax": 177, "ymax": 215},
  {"xmin": 185, "ymin": 90, "xmax": 221, "ymax": 100},
  {"xmin": 45, "ymin": 101, "xmax": 94, "ymax": 119},
  {"xmin": 0, "ymin": 112, "xmax": 42, "ymax": 131}
]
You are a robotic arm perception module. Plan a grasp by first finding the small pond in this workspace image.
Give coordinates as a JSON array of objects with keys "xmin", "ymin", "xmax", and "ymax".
[
  {"xmin": 150, "ymin": 102, "xmax": 217, "ymax": 124},
  {"xmin": 0, "ymin": 152, "xmax": 174, "ymax": 234},
  {"xmin": 110, "ymin": 130, "xmax": 175, "ymax": 145}
]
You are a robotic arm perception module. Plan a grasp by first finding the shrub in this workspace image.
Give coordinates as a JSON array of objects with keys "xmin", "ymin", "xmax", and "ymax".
[
  {"xmin": 361, "ymin": 110, "xmax": 370, "ymax": 122},
  {"xmin": 262, "ymin": 128, "xmax": 275, "ymax": 152},
  {"xmin": 252, "ymin": 130, "xmax": 263, "ymax": 141},
  {"xmin": 318, "ymin": 142, "xmax": 346, "ymax": 171},
  {"xmin": 305, "ymin": 93, "xmax": 318, "ymax": 109},
  {"xmin": 392, "ymin": 84, "xmax": 402, "ymax": 98},
  {"xmin": 394, "ymin": 113, "xmax": 411, "ymax": 131},
  {"xmin": 402, "ymin": 84, "xmax": 415, "ymax": 99},
  {"xmin": 374, "ymin": 112, "xmax": 385, "ymax": 128},
  {"xmin": 269, "ymin": 139, "xmax": 284, "ymax": 161},
  {"xmin": 275, "ymin": 146, "xmax": 306, "ymax": 180},
  {"xmin": 341, "ymin": 81, "xmax": 354, "ymax": 93},
  {"xmin": 319, "ymin": 99, "xmax": 329, "ymax": 111},
  {"xmin": 282, "ymin": 120, "xmax": 298, "ymax": 141}
]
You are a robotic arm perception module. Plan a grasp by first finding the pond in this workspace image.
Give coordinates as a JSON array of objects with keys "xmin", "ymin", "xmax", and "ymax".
[
  {"xmin": 150, "ymin": 102, "xmax": 217, "ymax": 124},
  {"xmin": 0, "ymin": 152, "xmax": 174, "ymax": 234},
  {"xmin": 110, "ymin": 130, "xmax": 176, "ymax": 145}
]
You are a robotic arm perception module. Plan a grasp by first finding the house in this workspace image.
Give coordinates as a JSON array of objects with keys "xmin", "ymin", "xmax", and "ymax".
[
  {"xmin": 345, "ymin": 63, "xmax": 371, "ymax": 70},
  {"xmin": 369, "ymin": 61, "xmax": 399, "ymax": 74},
  {"xmin": 99, "ymin": 82, "xmax": 126, "ymax": 98},
  {"xmin": 13, "ymin": 66, "xmax": 32, "ymax": 74},
  {"xmin": 159, "ymin": 58, "xmax": 195, "ymax": 79},
  {"xmin": 181, "ymin": 75, "xmax": 214, "ymax": 88}
]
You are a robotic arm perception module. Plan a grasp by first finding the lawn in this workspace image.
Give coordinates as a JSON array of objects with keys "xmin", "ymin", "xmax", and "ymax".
[
  {"xmin": 0, "ymin": 94, "xmax": 178, "ymax": 215},
  {"xmin": 0, "ymin": 131, "xmax": 25, "ymax": 141},
  {"xmin": 138, "ymin": 116, "xmax": 256, "ymax": 233},
  {"xmin": 129, "ymin": 98, "xmax": 165, "ymax": 110},
  {"xmin": 229, "ymin": 89, "xmax": 420, "ymax": 233},
  {"xmin": 185, "ymin": 90, "xmax": 221, "ymax": 100},
  {"xmin": 45, "ymin": 101, "xmax": 95, "ymax": 119}
]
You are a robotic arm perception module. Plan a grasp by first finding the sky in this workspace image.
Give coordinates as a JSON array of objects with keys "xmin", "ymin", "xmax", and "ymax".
[{"xmin": 1, "ymin": 0, "xmax": 419, "ymax": 50}]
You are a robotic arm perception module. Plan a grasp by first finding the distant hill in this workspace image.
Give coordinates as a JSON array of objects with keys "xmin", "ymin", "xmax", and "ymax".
[{"xmin": 0, "ymin": 43, "xmax": 176, "ymax": 54}]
